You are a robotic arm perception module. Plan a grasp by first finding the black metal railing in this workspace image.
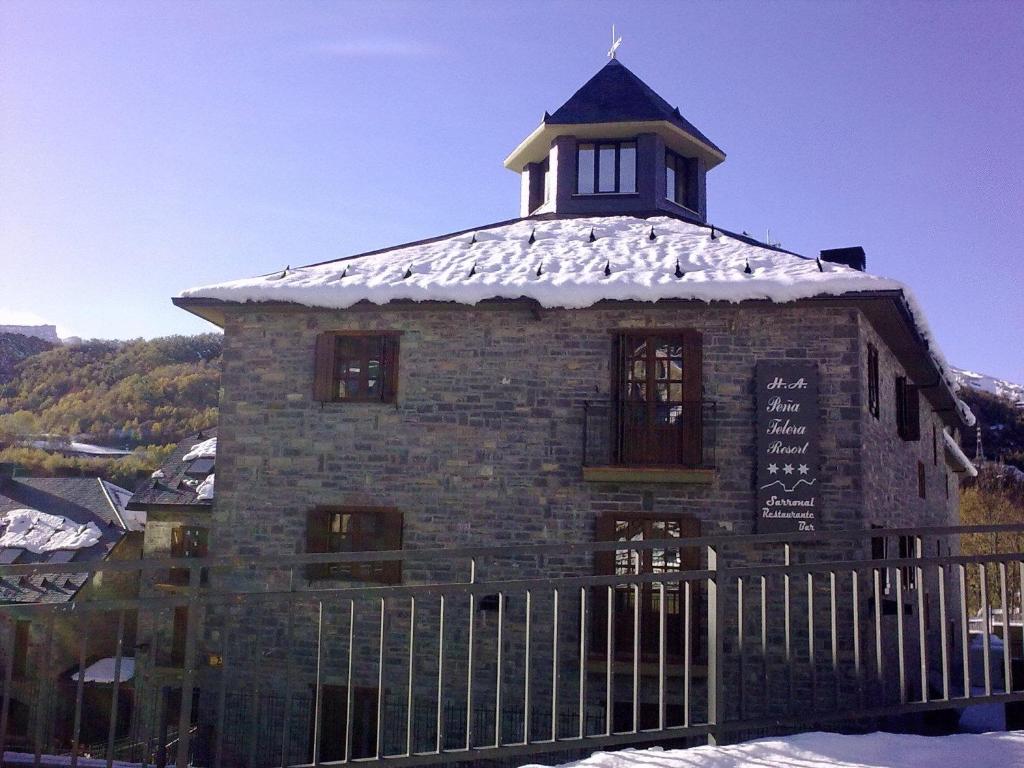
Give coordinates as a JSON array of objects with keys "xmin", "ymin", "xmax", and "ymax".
[
  {"xmin": 582, "ymin": 399, "xmax": 716, "ymax": 468},
  {"xmin": 1, "ymin": 523, "xmax": 1024, "ymax": 767}
]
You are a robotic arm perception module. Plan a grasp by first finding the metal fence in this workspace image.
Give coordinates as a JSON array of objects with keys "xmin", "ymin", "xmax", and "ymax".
[{"xmin": 2, "ymin": 523, "xmax": 1024, "ymax": 768}]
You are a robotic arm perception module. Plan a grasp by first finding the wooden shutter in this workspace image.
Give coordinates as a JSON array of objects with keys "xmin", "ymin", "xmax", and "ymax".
[
  {"xmin": 594, "ymin": 512, "xmax": 616, "ymax": 575},
  {"xmin": 306, "ymin": 508, "xmax": 332, "ymax": 580},
  {"xmin": 381, "ymin": 335, "xmax": 400, "ymax": 403},
  {"xmin": 610, "ymin": 334, "xmax": 625, "ymax": 464},
  {"xmin": 313, "ymin": 333, "xmax": 337, "ymax": 402},
  {"xmin": 170, "ymin": 527, "xmax": 184, "ymax": 558},
  {"xmin": 906, "ymin": 384, "xmax": 921, "ymax": 441},
  {"xmin": 682, "ymin": 330, "xmax": 704, "ymax": 467}
]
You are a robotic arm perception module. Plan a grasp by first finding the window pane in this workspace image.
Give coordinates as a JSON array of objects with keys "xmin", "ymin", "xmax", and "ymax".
[
  {"xmin": 598, "ymin": 144, "xmax": 616, "ymax": 192},
  {"xmin": 577, "ymin": 145, "xmax": 594, "ymax": 194},
  {"xmin": 619, "ymin": 144, "xmax": 636, "ymax": 193},
  {"xmin": 676, "ymin": 162, "xmax": 688, "ymax": 207},
  {"xmin": 666, "ymin": 162, "xmax": 676, "ymax": 203}
]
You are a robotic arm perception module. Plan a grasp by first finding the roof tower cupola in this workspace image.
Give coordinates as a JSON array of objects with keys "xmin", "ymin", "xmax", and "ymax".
[{"xmin": 504, "ymin": 58, "xmax": 724, "ymax": 222}]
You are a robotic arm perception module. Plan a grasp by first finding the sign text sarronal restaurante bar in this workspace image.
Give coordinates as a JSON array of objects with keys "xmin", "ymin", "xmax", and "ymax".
[{"xmin": 755, "ymin": 361, "xmax": 820, "ymax": 533}]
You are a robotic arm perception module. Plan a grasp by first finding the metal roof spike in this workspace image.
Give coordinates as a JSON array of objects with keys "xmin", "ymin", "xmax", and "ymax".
[
  {"xmin": 403, "ymin": 266, "xmax": 413, "ymax": 279},
  {"xmin": 469, "ymin": 263, "xmax": 477, "ymax": 277},
  {"xmin": 529, "ymin": 228, "xmax": 536, "ymax": 245},
  {"xmin": 589, "ymin": 228, "xmax": 597, "ymax": 243},
  {"xmin": 675, "ymin": 261, "xmax": 685, "ymax": 279},
  {"xmin": 816, "ymin": 257, "xmax": 824, "ymax": 272},
  {"xmin": 744, "ymin": 260, "xmax": 753, "ymax": 275},
  {"xmin": 536, "ymin": 263, "xmax": 543, "ymax": 277},
  {"xmin": 604, "ymin": 260, "xmax": 611, "ymax": 277},
  {"xmin": 648, "ymin": 227, "xmax": 656, "ymax": 241},
  {"xmin": 470, "ymin": 233, "xmax": 477, "ymax": 244}
]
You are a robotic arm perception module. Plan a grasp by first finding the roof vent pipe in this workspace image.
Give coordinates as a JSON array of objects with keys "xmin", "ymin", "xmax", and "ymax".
[{"xmin": 820, "ymin": 247, "xmax": 866, "ymax": 272}]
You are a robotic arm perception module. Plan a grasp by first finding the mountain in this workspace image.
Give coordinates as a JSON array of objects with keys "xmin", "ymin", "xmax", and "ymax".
[
  {"xmin": 0, "ymin": 332, "xmax": 56, "ymax": 381},
  {"xmin": 952, "ymin": 366, "xmax": 1024, "ymax": 408}
]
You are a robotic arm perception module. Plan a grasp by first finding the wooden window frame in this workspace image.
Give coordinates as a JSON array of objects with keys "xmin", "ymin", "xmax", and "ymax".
[
  {"xmin": 313, "ymin": 331, "xmax": 400, "ymax": 404},
  {"xmin": 611, "ymin": 329, "xmax": 703, "ymax": 467},
  {"xmin": 665, "ymin": 149, "xmax": 695, "ymax": 210},
  {"xmin": 592, "ymin": 511, "xmax": 701, "ymax": 662},
  {"xmin": 306, "ymin": 506, "xmax": 402, "ymax": 584},
  {"xmin": 575, "ymin": 140, "xmax": 637, "ymax": 195},
  {"xmin": 895, "ymin": 376, "xmax": 920, "ymax": 441},
  {"xmin": 169, "ymin": 525, "xmax": 209, "ymax": 586},
  {"xmin": 867, "ymin": 344, "xmax": 880, "ymax": 419}
]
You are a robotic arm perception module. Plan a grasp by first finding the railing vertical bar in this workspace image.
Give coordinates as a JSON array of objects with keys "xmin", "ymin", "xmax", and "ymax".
[
  {"xmin": 980, "ymin": 563, "xmax": 991, "ymax": 696},
  {"xmin": 0, "ymin": 618, "xmax": 14, "ymax": 758},
  {"xmin": 176, "ymin": 563, "xmax": 202, "ymax": 768},
  {"xmin": 106, "ymin": 609, "xmax": 127, "ymax": 768},
  {"xmin": 70, "ymin": 619, "xmax": 87, "ymax": 768},
  {"xmin": 807, "ymin": 572, "xmax": 816, "ymax": 708},
  {"xmin": 435, "ymin": 595, "xmax": 445, "ymax": 754},
  {"xmin": 578, "ymin": 587, "xmax": 587, "ymax": 740},
  {"xmin": 896, "ymin": 566, "xmax": 907, "ymax": 703},
  {"xmin": 466, "ymin": 560, "xmax": 476, "ymax": 751},
  {"xmin": 312, "ymin": 601, "xmax": 324, "ymax": 767},
  {"xmin": 376, "ymin": 597, "xmax": 386, "ymax": 760},
  {"xmin": 706, "ymin": 545, "xmax": 724, "ymax": 746},
  {"xmin": 407, "ymin": 595, "xmax": 417, "ymax": 757},
  {"xmin": 495, "ymin": 592, "xmax": 503, "ymax": 748},
  {"xmin": 938, "ymin": 565, "xmax": 950, "ymax": 701},
  {"xmin": 1000, "ymin": 561, "xmax": 1012, "ymax": 694},
  {"xmin": 915, "ymin": 537, "xmax": 928, "ymax": 704},
  {"xmin": 34, "ymin": 613, "xmax": 54, "ymax": 768},
  {"xmin": 684, "ymin": 580, "xmax": 692, "ymax": 728},
  {"xmin": 247, "ymin": 682, "xmax": 261, "ymax": 768},
  {"xmin": 631, "ymin": 582, "xmax": 639, "ymax": 735},
  {"xmin": 852, "ymin": 570, "xmax": 863, "ymax": 710},
  {"xmin": 829, "ymin": 570, "xmax": 839, "ymax": 708},
  {"xmin": 214, "ymin": 624, "xmax": 230, "ymax": 768},
  {"xmin": 604, "ymin": 585, "xmax": 612, "ymax": 737},
  {"xmin": 873, "ymin": 567, "xmax": 884, "ymax": 690},
  {"xmin": 658, "ymin": 581, "xmax": 666, "ymax": 731},
  {"xmin": 760, "ymin": 574, "xmax": 768, "ymax": 717},
  {"xmin": 281, "ymin": 586, "xmax": 296, "ymax": 767},
  {"xmin": 524, "ymin": 590, "xmax": 531, "ymax": 745},
  {"xmin": 959, "ymin": 564, "xmax": 970, "ymax": 698},
  {"xmin": 551, "ymin": 586, "xmax": 560, "ymax": 742},
  {"xmin": 345, "ymin": 599, "xmax": 356, "ymax": 763},
  {"xmin": 784, "ymin": 543, "xmax": 793, "ymax": 713},
  {"xmin": 736, "ymin": 575, "xmax": 744, "ymax": 721}
]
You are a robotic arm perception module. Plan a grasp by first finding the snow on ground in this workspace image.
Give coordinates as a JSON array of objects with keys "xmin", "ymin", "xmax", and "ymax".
[
  {"xmin": 183, "ymin": 436, "xmax": 217, "ymax": 462},
  {"xmin": 521, "ymin": 731, "xmax": 1024, "ymax": 768},
  {"xmin": 180, "ymin": 215, "xmax": 973, "ymax": 425},
  {"xmin": 0, "ymin": 509, "xmax": 101, "ymax": 553},
  {"xmin": 71, "ymin": 657, "xmax": 134, "ymax": 683}
]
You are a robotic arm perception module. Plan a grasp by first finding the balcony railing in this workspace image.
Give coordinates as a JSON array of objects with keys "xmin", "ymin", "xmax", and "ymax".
[
  {"xmin": 582, "ymin": 399, "xmax": 716, "ymax": 469},
  {"xmin": 1, "ymin": 523, "xmax": 1024, "ymax": 767}
]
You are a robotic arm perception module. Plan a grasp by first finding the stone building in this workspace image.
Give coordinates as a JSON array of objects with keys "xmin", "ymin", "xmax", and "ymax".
[{"xmin": 168, "ymin": 58, "xmax": 977, "ymax": 763}]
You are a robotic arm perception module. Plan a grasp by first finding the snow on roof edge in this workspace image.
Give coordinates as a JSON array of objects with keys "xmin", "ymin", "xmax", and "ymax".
[
  {"xmin": 943, "ymin": 431, "xmax": 978, "ymax": 477},
  {"xmin": 178, "ymin": 215, "xmax": 973, "ymax": 426}
]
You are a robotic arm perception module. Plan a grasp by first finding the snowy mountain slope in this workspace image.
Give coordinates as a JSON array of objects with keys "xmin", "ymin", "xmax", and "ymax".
[{"xmin": 953, "ymin": 367, "xmax": 1024, "ymax": 407}]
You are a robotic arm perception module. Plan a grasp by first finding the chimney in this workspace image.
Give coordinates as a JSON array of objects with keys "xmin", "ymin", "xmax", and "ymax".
[{"xmin": 820, "ymin": 246, "xmax": 866, "ymax": 272}]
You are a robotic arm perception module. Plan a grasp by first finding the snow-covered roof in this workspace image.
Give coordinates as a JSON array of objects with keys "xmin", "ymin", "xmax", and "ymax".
[
  {"xmin": 944, "ymin": 431, "xmax": 979, "ymax": 477},
  {"xmin": 0, "ymin": 509, "xmax": 102, "ymax": 554},
  {"xmin": 179, "ymin": 215, "xmax": 972, "ymax": 425},
  {"xmin": 183, "ymin": 436, "xmax": 217, "ymax": 462}
]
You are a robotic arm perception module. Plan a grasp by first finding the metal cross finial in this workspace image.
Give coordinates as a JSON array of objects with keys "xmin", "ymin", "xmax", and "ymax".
[{"xmin": 608, "ymin": 25, "xmax": 622, "ymax": 60}]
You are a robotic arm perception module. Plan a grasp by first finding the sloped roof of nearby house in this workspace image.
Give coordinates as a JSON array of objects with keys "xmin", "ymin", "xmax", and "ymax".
[
  {"xmin": 545, "ymin": 59, "xmax": 724, "ymax": 157},
  {"xmin": 128, "ymin": 428, "xmax": 217, "ymax": 510},
  {"xmin": 0, "ymin": 476, "xmax": 135, "ymax": 604},
  {"xmin": 174, "ymin": 215, "xmax": 971, "ymax": 427}
]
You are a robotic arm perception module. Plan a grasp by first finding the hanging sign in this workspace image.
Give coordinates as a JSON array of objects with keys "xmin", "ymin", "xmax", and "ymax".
[{"xmin": 755, "ymin": 362, "xmax": 820, "ymax": 533}]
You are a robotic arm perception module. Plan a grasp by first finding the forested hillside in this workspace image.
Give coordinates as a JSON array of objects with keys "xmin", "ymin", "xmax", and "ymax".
[
  {"xmin": 0, "ymin": 333, "xmax": 221, "ymax": 486},
  {"xmin": 958, "ymin": 387, "xmax": 1024, "ymax": 471}
]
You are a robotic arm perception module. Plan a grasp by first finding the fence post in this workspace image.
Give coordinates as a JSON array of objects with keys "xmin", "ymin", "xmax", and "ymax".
[{"xmin": 707, "ymin": 544, "xmax": 725, "ymax": 746}]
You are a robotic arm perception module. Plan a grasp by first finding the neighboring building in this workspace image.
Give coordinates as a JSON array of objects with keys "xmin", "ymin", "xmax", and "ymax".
[
  {"xmin": 125, "ymin": 429, "xmax": 216, "ymax": 755},
  {"xmin": 0, "ymin": 468, "xmax": 142, "ymax": 752},
  {"xmin": 169, "ymin": 58, "xmax": 976, "ymax": 761},
  {"xmin": 0, "ymin": 325, "xmax": 60, "ymax": 344}
]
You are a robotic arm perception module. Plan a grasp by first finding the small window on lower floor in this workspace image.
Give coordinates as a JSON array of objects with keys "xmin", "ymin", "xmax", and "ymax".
[
  {"xmin": 306, "ymin": 507, "xmax": 403, "ymax": 583},
  {"xmin": 309, "ymin": 685, "xmax": 379, "ymax": 761}
]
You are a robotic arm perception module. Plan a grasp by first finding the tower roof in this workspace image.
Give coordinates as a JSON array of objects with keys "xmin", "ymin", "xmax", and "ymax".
[
  {"xmin": 546, "ymin": 59, "xmax": 724, "ymax": 156},
  {"xmin": 504, "ymin": 59, "xmax": 725, "ymax": 171}
]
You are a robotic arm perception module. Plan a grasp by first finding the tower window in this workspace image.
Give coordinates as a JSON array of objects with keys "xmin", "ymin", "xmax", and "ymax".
[
  {"xmin": 577, "ymin": 141, "xmax": 636, "ymax": 195},
  {"xmin": 665, "ymin": 150, "xmax": 693, "ymax": 209}
]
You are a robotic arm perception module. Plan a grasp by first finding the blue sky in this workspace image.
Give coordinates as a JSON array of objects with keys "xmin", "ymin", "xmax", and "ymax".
[{"xmin": 1, "ymin": 1, "xmax": 1022, "ymax": 382}]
